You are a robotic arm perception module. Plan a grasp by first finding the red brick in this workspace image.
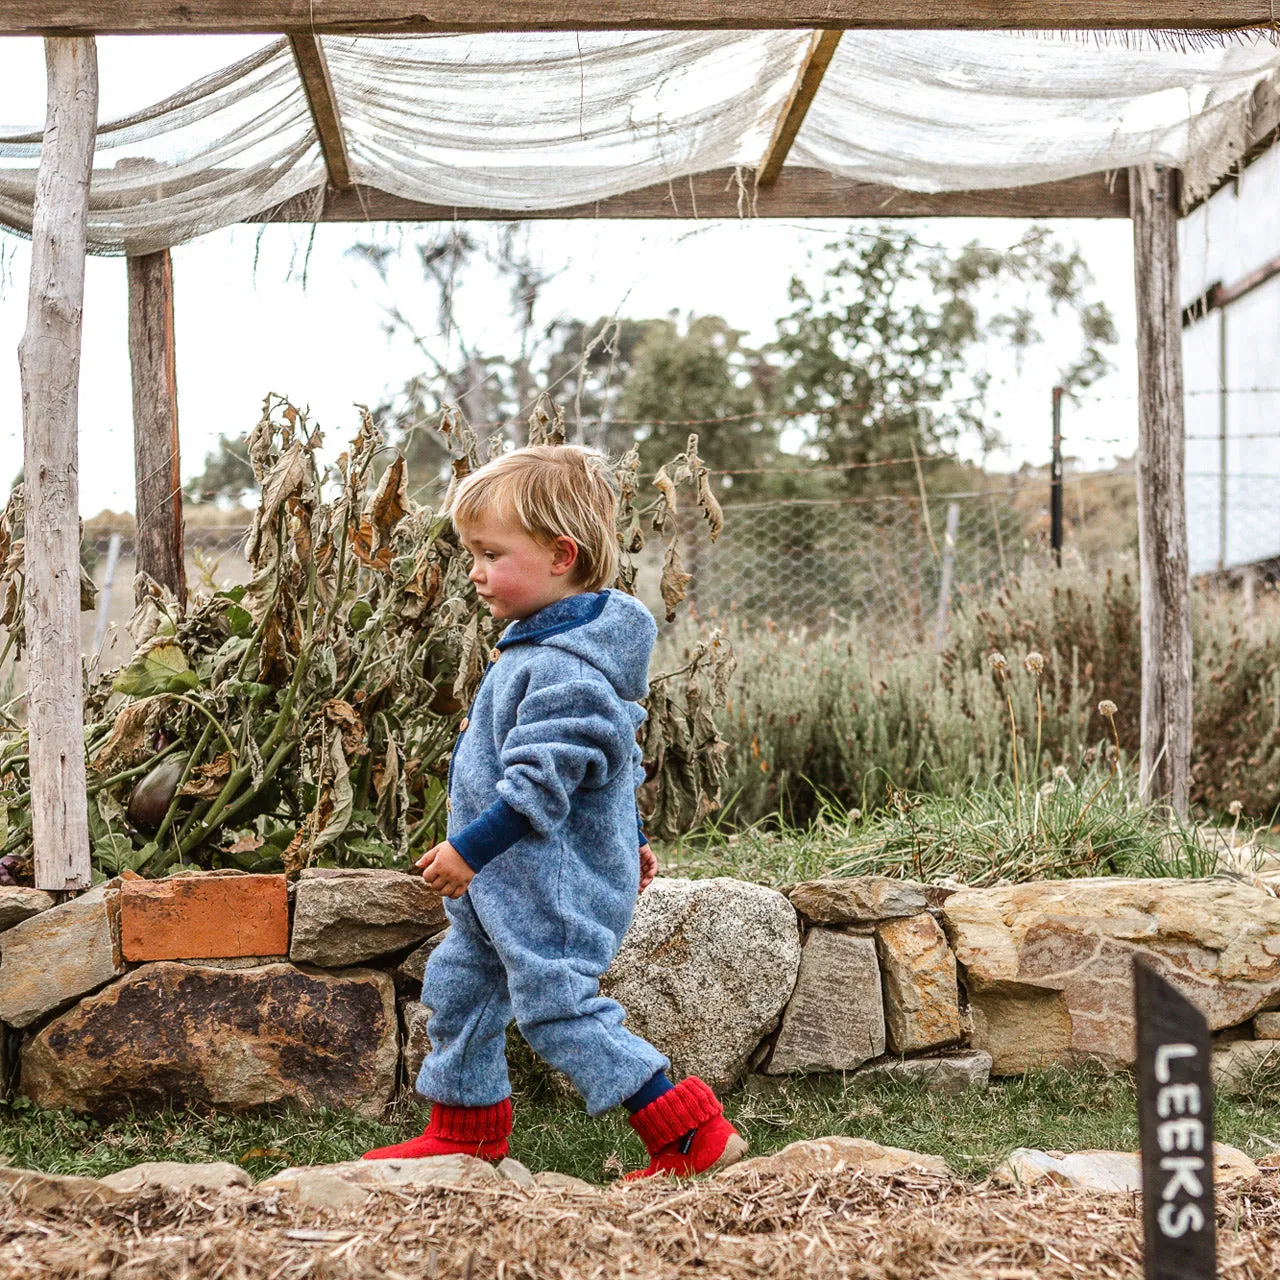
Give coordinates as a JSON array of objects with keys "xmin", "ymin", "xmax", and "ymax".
[{"xmin": 120, "ymin": 874, "xmax": 289, "ymax": 962}]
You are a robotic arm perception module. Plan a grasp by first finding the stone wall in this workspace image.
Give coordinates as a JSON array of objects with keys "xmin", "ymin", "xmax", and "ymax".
[{"xmin": 3, "ymin": 867, "xmax": 1278, "ymax": 1113}]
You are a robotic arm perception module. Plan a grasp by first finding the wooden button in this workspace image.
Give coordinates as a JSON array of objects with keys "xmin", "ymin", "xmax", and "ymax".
[
  {"xmin": 489, "ymin": 647, "xmax": 502, "ymax": 663},
  {"xmin": 459, "ymin": 717, "xmax": 470, "ymax": 731}
]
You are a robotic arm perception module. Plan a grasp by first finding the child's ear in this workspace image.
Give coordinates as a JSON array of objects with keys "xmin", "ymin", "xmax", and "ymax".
[{"xmin": 550, "ymin": 536, "xmax": 579, "ymax": 577}]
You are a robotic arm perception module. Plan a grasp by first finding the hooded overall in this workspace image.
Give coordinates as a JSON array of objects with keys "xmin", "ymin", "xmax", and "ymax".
[{"xmin": 416, "ymin": 588, "xmax": 670, "ymax": 1115}]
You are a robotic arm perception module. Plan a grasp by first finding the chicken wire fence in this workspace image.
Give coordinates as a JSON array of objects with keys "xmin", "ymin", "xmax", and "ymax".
[
  {"xmin": 81, "ymin": 483, "xmax": 1151, "ymax": 658},
  {"xmin": 668, "ymin": 493, "xmax": 1038, "ymax": 644}
]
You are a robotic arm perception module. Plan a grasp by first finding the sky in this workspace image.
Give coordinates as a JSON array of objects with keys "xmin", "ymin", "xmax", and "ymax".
[{"xmin": 0, "ymin": 34, "xmax": 1148, "ymax": 517}]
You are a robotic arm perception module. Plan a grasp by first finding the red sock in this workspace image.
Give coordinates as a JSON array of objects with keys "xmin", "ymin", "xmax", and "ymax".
[
  {"xmin": 624, "ymin": 1076, "xmax": 748, "ymax": 1180},
  {"xmin": 362, "ymin": 1098, "xmax": 512, "ymax": 1161}
]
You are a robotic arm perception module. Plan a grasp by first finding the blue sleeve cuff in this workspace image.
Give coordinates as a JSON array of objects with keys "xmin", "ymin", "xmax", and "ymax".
[{"xmin": 450, "ymin": 798, "xmax": 534, "ymax": 872}]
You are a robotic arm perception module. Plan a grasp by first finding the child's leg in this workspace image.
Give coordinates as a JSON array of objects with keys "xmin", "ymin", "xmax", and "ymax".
[
  {"xmin": 415, "ymin": 900, "xmax": 514, "ymax": 1108},
  {"xmin": 364, "ymin": 899, "xmax": 514, "ymax": 1161}
]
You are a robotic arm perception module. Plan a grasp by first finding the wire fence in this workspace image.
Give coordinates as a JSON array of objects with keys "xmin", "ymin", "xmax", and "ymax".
[{"xmin": 77, "ymin": 464, "xmax": 1278, "ymax": 660}]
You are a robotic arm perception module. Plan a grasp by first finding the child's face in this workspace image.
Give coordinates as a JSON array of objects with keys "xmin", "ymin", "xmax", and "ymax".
[{"xmin": 460, "ymin": 512, "xmax": 581, "ymax": 621}]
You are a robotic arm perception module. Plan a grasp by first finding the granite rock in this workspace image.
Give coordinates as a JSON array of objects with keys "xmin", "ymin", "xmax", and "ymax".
[
  {"xmin": 400, "ymin": 999, "xmax": 431, "ymax": 1087},
  {"xmin": 0, "ymin": 1166, "xmax": 121, "ymax": 1210},
  {"xmin": 600, "ymin": 877, "xmax": 800, "ymax": 1090}
]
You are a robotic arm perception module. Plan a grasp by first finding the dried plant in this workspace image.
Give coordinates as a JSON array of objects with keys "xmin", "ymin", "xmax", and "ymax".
[{"xmin": 0, "ymin": 395, "xmax": 732, "ymax": 882}]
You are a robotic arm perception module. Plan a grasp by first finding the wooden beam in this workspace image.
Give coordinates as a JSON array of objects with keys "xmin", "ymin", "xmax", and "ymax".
[
  {"xmin": 18, "ymin": 36, "xmax": 96, "ymax": 892},
  {"xmin": 287, "ymin": 32, "xmax": 354, "ymax": 192},
  {"xmin": 1130, "ymin": 162, "xmax": 1192, "ymax": 817},
  {"xmin": 255, "ymin": 167, "xmax": 1131, "ymax": 222},
  {"xmin": 127, "ymin": 249, "xmax": 187, "ymax": 607},
  {"xmin": 1, "ymin": 2, "xmax": 1276, "ymax": 35},
  {"xmin": 757, "ymin": 30, "xmax": 841, "ymax": 187}
]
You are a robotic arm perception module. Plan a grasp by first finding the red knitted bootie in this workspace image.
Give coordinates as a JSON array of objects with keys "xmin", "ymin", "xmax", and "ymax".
[
  {"xmin": 624, "ymin": 1076, "xmax": 747, "ymax": 1180},
  {"xmin": 362, "ymin": 1098, "xmax": 512, "ymax": 1162}
]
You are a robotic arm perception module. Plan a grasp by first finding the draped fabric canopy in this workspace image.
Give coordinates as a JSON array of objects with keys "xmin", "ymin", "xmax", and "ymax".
[{"xmin": 1, "ymin": 28, "xmax": 1278, "ymax": 253}]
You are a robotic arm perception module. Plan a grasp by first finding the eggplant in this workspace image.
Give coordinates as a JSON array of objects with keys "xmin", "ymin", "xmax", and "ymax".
[{"xmin": 127, "ymin": 754, "xmax": 190, "ymax": 830}]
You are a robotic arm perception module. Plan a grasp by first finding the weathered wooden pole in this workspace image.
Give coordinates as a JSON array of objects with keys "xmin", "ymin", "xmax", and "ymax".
[
  {"xmin": 1130, "ymin": 163, "xmax": 1192, "ymax": 816},
  {"xmin": 19, "ymin": 36, "xmax": 98, "ymax": 891},
  {"xmin": 127, "ymin": 250, "xmax": 186, "ymax": 605}
]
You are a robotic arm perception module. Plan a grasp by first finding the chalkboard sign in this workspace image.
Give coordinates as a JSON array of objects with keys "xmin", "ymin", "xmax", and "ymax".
[{"xmin": 1133, "ymin": 957, "xmax": 1216, "ymax": 1280}]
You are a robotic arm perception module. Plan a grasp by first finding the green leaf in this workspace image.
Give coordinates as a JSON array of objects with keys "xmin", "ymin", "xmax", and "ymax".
[
  {"xmin": 113, "ymin": 640, "xmax": 200, "ymax": 697},
  {"xmin": 92, "ymin": 834, "xmax": 135, "ymax": 874},
  {"xmin": 216, "ymin": 586, "xmax": 247, "ymax": 604},
  {"xmin": 224, "ymin": 603, "xmax": 254, "ymax": 638},
  {"xmin": 348, "ymin": 600, "xmax": 373, "ymax": 632}
]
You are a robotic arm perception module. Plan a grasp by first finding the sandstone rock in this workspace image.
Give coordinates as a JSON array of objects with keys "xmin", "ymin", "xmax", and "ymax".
[
  {"xmin": 943, "ymin": 878, "xmax": 1280, "ymax": 1068},
  {"xmin": 766, "ymin": 929, "xmax": 883, "ymax": 1074},
  {"xmin": 853, "ymin": 1050, "xmax": 992, "ymax": 1095},
  {"xmin": 875, "ymin": 913, "xmax": 962, "ymax": 1053},
  {"xmin": 339, "ymin": 1155, "xmax": 503, "ymax": 1188},
  {"xmin": 0, "ymin": 1166, "xmax": 121, "ymax": 1209},
  {"xmin": 400, "ymin": 999, "xmax": 431, "ymax": 1087},
  {"xmin": 0, "ymin": 886, "xmax": 55, "ymax": 930},
  {"xmin": 532, "ymin": 1171, "xmax": 597, "ymax": 1191},
  {"xmin": 1254, "ymin": 1012, "xmax": 1280, "ymax": 1039},
  {"xmin": 600, "ymin": 877, "xmax": 800, "ymax": 1090},
  {"xmin": 290, "ymin": 869, "xmax": 447, "ymax": 967},
  {"xmin": 120, "ymin": 873, "xmax": 288, "ymax": 961},
  {"xmin": 728, "ymin": 1136, "xmax": 951, "ymax": 1180},
  {"xmin": 101, "ymin": 1161, "xmax": 252, "ymax": 1194},
  {"xmin": 0, "ymin": 881, "xmax": 125, "ymax": 1028},
  {"xmin": 21, "ymin": 961, "xmax": 397, "ymax": 1117},
  {"xmin": 787, "ymin": 877, "xmax": 927, "ymax": 925},
  {"xmin": 498, "ymin": 1158, "xmax": 536, "ymax": 1188},
  {"xmin": 395, "ymin": 929, "xmax": 449, "ymax": 995},
  {"xmin": 968, "ymin": 986, "xmax": 1073, "ymax": 1076},
  {"xmin": 1212, "ymin": 1039, "xmax": 1280, "ymax": 1095},
  {"xmin": 260, "ymin": 1168, "xmax": 372, "ymax": 1210},
  {"xmin": 992, "ymin": 1143, "xmax": 1258, "ymax": 1192}
]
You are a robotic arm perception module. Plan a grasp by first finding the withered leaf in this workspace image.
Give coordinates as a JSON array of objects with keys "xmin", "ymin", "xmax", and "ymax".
[
  {"xmin": 89, "ymin": 695, "xmax": 167, "ymax": 776},
  {"xmin": 322, "ymin": 698, "xmax": 367, "ymax": 759},
  {"xmin": 180, "ymin": 752, "xmax": 234, "ymax": 800},
  {"xmin": 659, "ymin": 539, "xmax": 693, "ymax": 623},
  {"xmin": 368, "ymin": 456, "xmax": 409, "ymax": 562}
]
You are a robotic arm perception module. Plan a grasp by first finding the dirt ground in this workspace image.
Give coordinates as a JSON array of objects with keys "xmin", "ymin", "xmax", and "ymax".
[{"xmin": 3, "ymin": 1164, "xmax": 1278, "ymax": 1280}]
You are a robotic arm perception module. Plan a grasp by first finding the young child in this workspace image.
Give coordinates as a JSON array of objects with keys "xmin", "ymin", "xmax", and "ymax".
[{"xmin": 363, "ymin": 444, "xmax": 746, "ymax": 1179}]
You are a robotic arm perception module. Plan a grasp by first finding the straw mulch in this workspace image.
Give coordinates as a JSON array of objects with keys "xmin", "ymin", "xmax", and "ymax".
[{"xmin": 3, "ymin": 1165, "xmax": 1279, "ymax": 1280}]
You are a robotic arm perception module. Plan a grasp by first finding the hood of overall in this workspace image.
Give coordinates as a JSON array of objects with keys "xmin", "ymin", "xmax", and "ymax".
[{"xmin": 498, "ymin": 589, "xmax": 656, "ymax": 702}]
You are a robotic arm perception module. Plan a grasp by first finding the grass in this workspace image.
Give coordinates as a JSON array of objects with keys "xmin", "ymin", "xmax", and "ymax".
[
  {"xmin": 5, "ymin": 1064, "xmax": 1280, "ymax": 1185},
  {"xmin": 657, "ymin": 775, "xmax": 1224, "ymax": 889}
]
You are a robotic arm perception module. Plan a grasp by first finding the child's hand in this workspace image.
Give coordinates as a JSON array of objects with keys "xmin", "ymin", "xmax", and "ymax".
[
  {"xmin": 639, "ymin": 842, "xmax": 658, "ymax": 894},
  {"xmin": 416, "ymin": 840, "xmax": 474, "ymax": 899}
]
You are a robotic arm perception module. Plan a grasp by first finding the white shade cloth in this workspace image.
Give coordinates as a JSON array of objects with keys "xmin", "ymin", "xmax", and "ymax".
[{"xmin": 0, "ymin": 29, "xmax": 1276, "ymax": 253}]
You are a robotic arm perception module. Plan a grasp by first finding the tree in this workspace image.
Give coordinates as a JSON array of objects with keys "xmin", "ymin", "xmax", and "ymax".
[
  {"xmin": 619, "ymin": 314, "xmax": 783, "ymax": 500},
  {"xmin": 185, "ymin": 433, "xmax": 255, "ymax": 505},
  {"xmin": 772, "ymin": 226, "xmax": 1118, "ymax": 492}
]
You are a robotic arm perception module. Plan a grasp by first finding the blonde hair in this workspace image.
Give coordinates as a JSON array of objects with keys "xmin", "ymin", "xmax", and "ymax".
[{"xmin": 449, "ymin": 445, "xmax": 619, "ymax": 591}]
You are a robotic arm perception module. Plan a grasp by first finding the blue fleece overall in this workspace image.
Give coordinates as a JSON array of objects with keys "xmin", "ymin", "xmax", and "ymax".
[{"xmin": 416, "ymin": 589, "xmax": 670, "ymax": 1116}]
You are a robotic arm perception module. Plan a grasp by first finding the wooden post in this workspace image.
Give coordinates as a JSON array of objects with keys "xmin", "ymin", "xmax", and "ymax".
[
  {"xmin": 1130, "ymin": 163, "xmax": 1192, "ymax": 816},
  {"xmin": 18, "ymin": 36, "xmax": 97, "ymax": 891},
  {"xmin": 932, "ymin": 501, "xmax": 960, "ymax": 650},
  {"xmin": 127, "ymin": 249, "xmax": 186, "ymax": 605}
]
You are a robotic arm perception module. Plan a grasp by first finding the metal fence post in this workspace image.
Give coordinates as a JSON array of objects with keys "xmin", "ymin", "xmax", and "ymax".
[{"xmin": 91, "ymin": 531, "xmax": 123, "ymax": 656}]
